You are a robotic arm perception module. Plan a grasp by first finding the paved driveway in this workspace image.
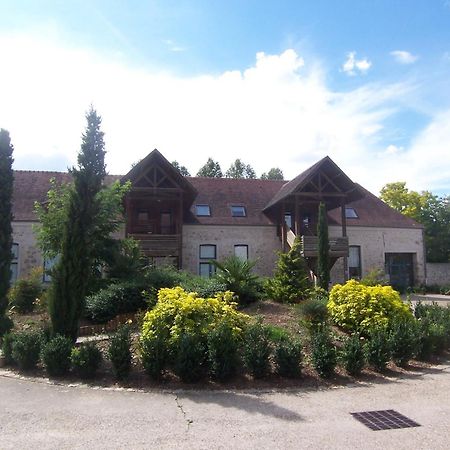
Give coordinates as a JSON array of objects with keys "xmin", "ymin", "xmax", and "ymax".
[{"xmin": 1, "ymin": 363, "xmax": 449, "ymax": 449}]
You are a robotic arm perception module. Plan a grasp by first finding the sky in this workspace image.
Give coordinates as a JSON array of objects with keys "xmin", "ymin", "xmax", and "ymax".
[{"xmin": 1, "ymin": 0, "xmax": 450, "ymax": 195}]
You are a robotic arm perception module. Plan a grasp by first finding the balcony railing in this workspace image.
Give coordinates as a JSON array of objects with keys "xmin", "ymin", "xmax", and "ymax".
[
  {"xmin": 129, "ymin": 233, "xmax": 181, "ymax": 257},
  {"xmin": 300, "ymin": 235, "xmax": 349, "ymax": 257}
]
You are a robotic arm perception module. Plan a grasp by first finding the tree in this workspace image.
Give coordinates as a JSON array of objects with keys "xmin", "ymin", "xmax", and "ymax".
[
  {"xmin": 266, "ymin": 238, "xmax": 312, "ymax": 303},
  {"xmin": 0, "ymin": 129, "xmax": 14, "ymax": 336},
  {"xmin": 48, "ymin": 108, "xmax": 108, "ymax": 340},
  {"xmin": 197, "ymin": 158, "xmax": 223, "ymax": 177},
  {"xmin": 317, "ymin": 202, "xmax": 330, "ymax": 290},
  {"xmin": 171, "ymin": 161, "xmax": 190, "ymax": 176},
  {"xmin": 225, "ymin": 159, "xmax": 256, "ymax": 179},
  {"xmin": 261, "ymin": 168, "xmax": 284, "ymax": 180},
  {"xmin": 380, "ymin": 182, "xmax": 450, "ymax": 262}
]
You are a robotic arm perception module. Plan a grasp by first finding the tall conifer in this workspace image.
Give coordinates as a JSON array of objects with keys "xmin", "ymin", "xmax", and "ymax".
[{"xmin": 317, "ymin": 202, "xmax": 330, "ymax": 290}]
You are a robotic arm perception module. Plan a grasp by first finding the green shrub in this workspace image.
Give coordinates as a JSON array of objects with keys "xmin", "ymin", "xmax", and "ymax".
[
  {"xmin": 11, "ymin": 330, "xmax": 42, "ymax": 370},
  {"xmin": 143, "ymin": 265, "xmax": 185, "ymax": 305},
  {"xmin": 108, "ymin": 324, "xmax": 132, "ymax": 380},
  {"xmin": 310, "ymin": 327, "xmax": 337, "ymax": 378},
  {"xmin": 85, "ymin": 281, "xmax": 147, "ymax": 323},
  {"xmin": 140, "ymin": 287, "xmax": 249, "ymax": 379},
  {"xmin": 418, "ymin": 318, "xmax": 446, "ymax": 360},
  {"xmin": 365, "ymin": 328, "xmax": 392, "ymax": 371},
  {"xmin": 40, "ymin": 334, "xmax": 73, "ymax": 376},
  {"xmin": 273, "ymin": 338, "xmax": 302, "ymax": 378},
  {"xmin": 328, "ymin": 279, "xmax": 413, "ymax": 335},
  {"xmin": 173, "ymin": 332, "xmax": 206, "ymax": 382},
  {"xmin": 265, "ymin": 324, "xmax": 290, "ymax": 343},
  {"xmin": 1, "ymin": 332, "xmax": 15, "ymax": 365},
  {"xmin": 341, "ymin": 334, "xmax": 366, "ymax": 376},
  {"xmin": 298, "ymin": 289, "xmax": 329, "ymax": 331},
  {"xmin": 8, "ymin": 278, "xmax": 42, "ymax": 314},
  {"xmin": 360, "ymin": 268, "xmax": 389, "ymax": 286},
  {"xmin": 242, "ymin": 320, "xmax": 271, "ymax": 378},
  {"xmin": 265, "ymin": 238, "xmax": 312, "ymax": 303},
  {"xmin": 207, "ymin": 320, "xmax": 240, "ymax": 381},
  {"xmin": 212, "ymin": 256, "xmax": 262, "ymax": 305},
  {"xmin": 186, "ymin": 278, "xmax": 228, "ymax": 299},
  {"xmin": 71, "ymin": 342, "xmax": 102, "ymax": 378},
  {"xmin": 389, "ymin": 319, "xmax": 421, "ymax": 367},
  {"xmin": 0, "ymin": 315, "xmax": 13, "ymax": 338}
]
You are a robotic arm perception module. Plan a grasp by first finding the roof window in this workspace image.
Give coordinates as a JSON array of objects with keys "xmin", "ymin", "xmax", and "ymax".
[
  {"xmin": 345, "ymin": 207, "xmax": 359, "ymax": 219},
  {"xmin": 196, "ymin": 205, "xmax": 211, "ymax": 216},
  {"xmin": 231, "ymin": 205, "xmax": 246, "ymax": 217}
]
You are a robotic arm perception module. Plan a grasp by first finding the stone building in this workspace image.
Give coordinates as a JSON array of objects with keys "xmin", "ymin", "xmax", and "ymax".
[{"xmin": 11, "ymin": 149, "xmax": 426, "ymax": 290}]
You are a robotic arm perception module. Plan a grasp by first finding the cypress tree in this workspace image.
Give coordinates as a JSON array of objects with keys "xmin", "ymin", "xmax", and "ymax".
[
  {"xmin": 317, "ymin": 202, "xmax": 330, "ymax": 290},
  {"xmin": 0, "ymin": 129, "xmax": 14, "ymax": 336},
  {"xmin": 49, "ymin": 108, "xmax": 106, "ymax": 340}
]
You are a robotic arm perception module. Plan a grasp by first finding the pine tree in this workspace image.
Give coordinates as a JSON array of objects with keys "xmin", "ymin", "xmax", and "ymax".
[
  {"xmin": 317, "ymin": 202, "xmax": 330, "ymax": 290},
  {"xmin": 171, "ymin": 161, "xmax": 190, "ymax": 176},
  {"xmin": 225, "ymin": 159, "xmax": 256, "ymax": 179},
  {"xmin": 266, "ymin": 238, "xmax": 312, "ymax": 302},
  {"xmin": 0, "ymin": 129, "xmax": 14, "ymax": 336},
  {"xmin": 48, "ymin": 108, "xmax": 106, "ymax": 340},
  {"xmin": 261, "ymin": 168, "xmax": 284, "ymax": 180},
  {"xmin": 197, "ymin": 158, "xmax": 222, "ymax": 177}
]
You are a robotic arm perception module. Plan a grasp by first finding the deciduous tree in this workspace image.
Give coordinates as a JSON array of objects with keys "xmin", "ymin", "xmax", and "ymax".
[
  {"xmin": 197, "ymin": 158, "xmax": 223, "ymax": 177},
  {"xmin": 225, "ymin": 159, "xmax": 256, "ymax": 179},
  {"xmin": 261, "ymin": 168, "xmax": 284, "ymax": 180},
  {"xmin": 171, "ymin": 161, "xmax": 190, "ymax": 176}
]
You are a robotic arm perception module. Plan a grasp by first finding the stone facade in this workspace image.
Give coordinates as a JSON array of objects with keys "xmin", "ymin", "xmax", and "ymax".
[
  {"xmin": 11, "ymin": 221, "xmax": 43, "ymax": 279},
  {"xmin": 426, "ymin": 263, "xmax": 450, "ymax": 286},
  {"xmin": 182, "ymin": 224, "xmax": 281, "ymax": 277}
]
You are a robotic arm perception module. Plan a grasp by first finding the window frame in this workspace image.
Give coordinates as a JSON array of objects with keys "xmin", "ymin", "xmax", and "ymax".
[
  {"xmin": 199, "ymin": 244, "xmax": 217, "ymax": 278},
  {"xmin": 10, "ymin": 243, "xmax": 19, "ymax": 283},
  {"xmin": 230, "ymin": 205, "xmax": 246, "ymax": 217},
  {"xmin": 348, "ymin": 245, "xmax": 362, "ymax": 279},
  {"xmin": 234, "ymin": 244, "xmax": 249, "ymax": 261},
  {"xmin": 195, "ymin": 204, "xmax": 211, "ymax": 217},
  {"xmin": 345, "ymin": 207, "xmax": 359, "ymax": 219}
]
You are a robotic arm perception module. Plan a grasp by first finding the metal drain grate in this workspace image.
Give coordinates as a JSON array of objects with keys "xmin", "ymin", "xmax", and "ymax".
[{"xmin": 351, "ymin": 409, "xmax": 421, "ymax": 431}]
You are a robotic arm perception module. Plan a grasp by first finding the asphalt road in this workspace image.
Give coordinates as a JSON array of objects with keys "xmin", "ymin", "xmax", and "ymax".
[{"xmin": 1, "ymin": 363, "xmax": 449, "ymax": 449}]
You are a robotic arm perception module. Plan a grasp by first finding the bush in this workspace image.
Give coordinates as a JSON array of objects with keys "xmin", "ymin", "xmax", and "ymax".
[
  {"xmin": 140, "ymin": 287, "xmax": 249, "ymax": 379},
  {"xmin": 1, "ymin": 332, "xmax": 15, "ymax": 365},
  {"xmin": 11, "ymin": 330, "xmax": 42, "ymax": 370},
  {"xmin": 207, "ymin": 320, "xmax": 240, "ymax": 381},
  {"xmin": 0, "ymin": 315, "xmax": 13, "ymax": 338},
  {"xmin": 143, "ymin": 265, "xmax": 185, "ymax": 305},
  {"xmin": 173, "ymin": 332, "xmax": 207, "ymax": 382},
  {"xmin": 84, "ymin": 281, "xmax": 147, "ymax": 323},
  {"xmin": 310, "ymin": 327, "xmax": 337, "ymax": 378},
  {"xmin": 418, "ymin": 318, "xmax": 446, "ymax": 360},
  {"xmin": 360, "ymin": 268, "xmax": 389, "ymax": 286},
  {"xmin": 266, "ymin": 238, "xmax": 312, "ymax": 303},
  {"xmin": 389, "ymin": 319, "xmax": 421, "ymax": 367},
  {"xmin": 40, "ymin": 334, "xmax": 73, "ymax": 376},
  {"xmin": 298, "ymin": 288, "xmax": 329, "ymax": 331},
  {"xmin": 265, "ymin": 324, "xmax": 290, "ymax": 343},
  {"xmin": 212, "ymin": 256, "xmax": 262, "ymax": 305},
  {"xmin": 242, "ymin": 320, "xmax": 271, "ymax": 378},
  {"xmin": 8, "ymin": 278, "xmax": 42, "ymax": 314},
  {"xmin": 273, "ymin": 338, "xmax": 302, "ymax": 378},
  {"xmin": 341, "ymin": 334, "xmax": 366, "ymax": 376},
  {"xmin": 108, "ymin": 324, "xmax": 132, "ymax": 380},
  {"xmin": 71, "ymin": 342, "xmax": 102, "ymax": 378},
  {"xmin": 327, "ymin": 279, "xmax": 413, "ymax": 335},
  {"xmin": 365, "ymin": 328, "xmax": 392, "ymax": 371}
]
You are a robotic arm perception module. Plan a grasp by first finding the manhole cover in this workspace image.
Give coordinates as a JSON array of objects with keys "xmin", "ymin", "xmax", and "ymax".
[{"xmin": 351, "ymin": 409, "xmax": 421, "ymax": 431}]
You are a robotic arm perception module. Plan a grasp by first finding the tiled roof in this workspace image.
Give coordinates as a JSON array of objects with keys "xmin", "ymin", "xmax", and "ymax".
[{"xmin": 12, "ymin": 170, "xmax": 422, "ymax": 229}]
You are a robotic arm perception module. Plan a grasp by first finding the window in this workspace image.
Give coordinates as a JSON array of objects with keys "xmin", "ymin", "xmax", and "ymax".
[
  {"xmin": 348, "ymin": 246, "xmax": 361, "ymax": 279},
  {"xmin": 199, "ymin": 244, "xmax": 216, "ymax": 277},
  {"xmin": 231, "ymin": 205, "xmax": 246, "ymax": 217},
  {"xmin": 234, "ymin": 245, "xmax": 248, "ymax": 261},
  {"xmin": 43, "ymin": 256, "xmax": 58, "ymax": 283},
  {"xmin": 195, "ymin": 205, "xmax": 211, "ymax": 216},
  {"xmin": 10, "ymin": 243, "xmax": 19, "ymax": 283},
  {"xmin": 345, "ymin": 207, "xmax": 359, "ymax": 219},
  {"xmin": 284, "ymin": 213, "xmax": 292, "ymax": 230}
]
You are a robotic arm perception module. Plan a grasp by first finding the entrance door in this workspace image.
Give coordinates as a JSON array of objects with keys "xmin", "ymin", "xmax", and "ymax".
[
  {"xmin": 385, "ymin": 253, "xmax": 414, "ymax": 292},
  {"xmin": 160, "ymin": 211, "xmax": 172, "ymax": 234}
]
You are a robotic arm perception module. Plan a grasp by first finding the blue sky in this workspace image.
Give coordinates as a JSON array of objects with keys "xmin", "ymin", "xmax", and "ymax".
[{"xmin": 1, "ymin": 1, "xmax": 450, "ymax": 194}]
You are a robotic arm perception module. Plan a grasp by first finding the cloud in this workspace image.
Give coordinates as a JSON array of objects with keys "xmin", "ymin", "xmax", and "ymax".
[
  {"xmin": 342, "ymin": 52, "xmax": 372, "ymax": 76},
  {"xmin": 164, "ymin": 39, "xmax": 186, "ymax": 52},
  {"xmin": 390, "ymin": 50, "xmax": 418, "ymax": 64},
  {"xmin": 0, "ymin": 31, "xmax": 448, "ymax": 195}
]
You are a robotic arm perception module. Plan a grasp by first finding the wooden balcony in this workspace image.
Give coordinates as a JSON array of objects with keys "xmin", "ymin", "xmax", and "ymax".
[
  {"xmin": 129, "ymin": 233, "xmax": 181, "ymax": 257},
  {"xmin": 300, "ymin": 235, "xmax": 349, "ymax": 258}
]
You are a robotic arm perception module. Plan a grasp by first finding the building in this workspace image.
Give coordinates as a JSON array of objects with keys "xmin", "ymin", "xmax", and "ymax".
[{"xmin": 11, "ymin": 150, "xmax": 426, "ymax": 290}]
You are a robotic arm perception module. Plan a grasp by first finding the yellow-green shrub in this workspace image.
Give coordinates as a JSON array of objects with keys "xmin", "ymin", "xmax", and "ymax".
[
  {"xmin": 327, "ymin": 280, "xmax": 412, "ymax": 334},
  {"xmin": 140, "ymin": 287, "xmax": 249, "ymax": 379}
]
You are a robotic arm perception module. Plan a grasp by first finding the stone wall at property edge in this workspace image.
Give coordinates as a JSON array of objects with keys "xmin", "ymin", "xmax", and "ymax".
[
  {"xmin": 329, "ymin": 225, "xmax": 426, "ymax": 286},
  {"xmin": 182, "ymin": 224, "xmax": 281, "ymax": 277},
  {"xmin": 426, "ymin": 263, "xmax": 450, "ymax": 287},
  {"xmin": 11, "ymin": 221, "xmax": 43, "ymax": 279}
]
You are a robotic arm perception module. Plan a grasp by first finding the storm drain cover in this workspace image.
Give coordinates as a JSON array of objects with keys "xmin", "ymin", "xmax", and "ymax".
[{"xmin": 351, "ymin": 409, "xmax": 421, "ymax": 431}]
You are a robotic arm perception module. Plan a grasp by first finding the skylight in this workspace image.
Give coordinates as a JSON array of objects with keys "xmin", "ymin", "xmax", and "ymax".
[
  {"xmin": 231, "ymin": 205, "xmax": 246, "ymax": 217},
  {"xmin": 196, "ymin": 205, "xmax": 211, "ymax": 216},
  {"xmin": 345, "ymin": 207, "xmax": 359, "ymax": 219}
]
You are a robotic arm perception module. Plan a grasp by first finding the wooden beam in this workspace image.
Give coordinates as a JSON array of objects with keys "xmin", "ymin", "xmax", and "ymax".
[
  {"xmin": 281, "ymin": 201, "xmax": 286, "ymax": 252},
  {"xmin": 341, "ymin": 198, "xmax": 349, "ymax": 281},
  {"xmin": 294, "ymin": 200, "xmax": 300, "ymax": 235},
  {"xmin": 320, "ymin": 171, "xmax": 343, "ymax": 193}
]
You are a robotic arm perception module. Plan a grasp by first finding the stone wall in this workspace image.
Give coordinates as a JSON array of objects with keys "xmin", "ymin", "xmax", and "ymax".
[
  {"xmin": 182, "ymin": 224, "xmax": 281, "ymax": 277},
  {"xmin": 426, "ymin": 263, "xmax": 450, "ymax": 286},
  {"xmin": 12, "ymin": 221, "xmax": 42, "ymax": 279},
  {"xmin": 330, "ymin": 226, "xmax": 426, "ymax": 285}
]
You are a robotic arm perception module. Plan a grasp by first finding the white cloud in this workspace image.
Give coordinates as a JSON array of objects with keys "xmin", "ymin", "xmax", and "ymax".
[
  {"xmin": 0, "ymin": 31, "xmax": 448, "ymax": 195},
  {"xmin": 164, "ymin": 39, "xmax": 186, "ymax": 52},
  {"xmin": 390, "ymin": 50, "xmax": 418, "ymax": 64},
  {"xmin": 342, "ymin": 52, "xmax": 372, "ymax": 76}
]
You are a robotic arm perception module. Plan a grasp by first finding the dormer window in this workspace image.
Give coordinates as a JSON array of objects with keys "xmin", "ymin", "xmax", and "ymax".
[
  {"xmin": 231, "ymin": 205, "xmax": 246, "ymax": 217},
  {"xmin": 196, "ymin": 205, "xmax": 211, "ymax": 216},
  {"xmin": 345, "ymin": 207, "xmax": 359, "ymax": 219}
]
